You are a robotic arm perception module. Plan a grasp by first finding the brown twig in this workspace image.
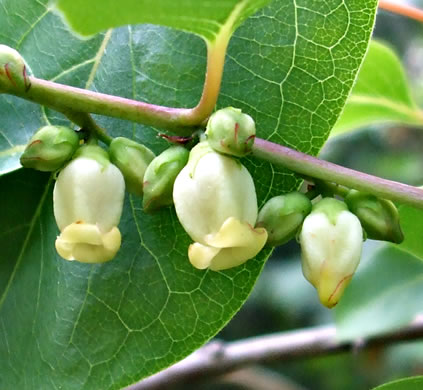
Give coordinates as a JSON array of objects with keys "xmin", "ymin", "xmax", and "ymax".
[
  {"xmin": 127, "ymin": 314, "xmax": 423, "ymax": 389},
  {"xmin": 379, "ymin": 0, "xmax": 423, "ymax": 23}
]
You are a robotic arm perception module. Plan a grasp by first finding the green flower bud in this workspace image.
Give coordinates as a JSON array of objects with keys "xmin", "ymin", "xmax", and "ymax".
[
  {"xmin": 109, "ymin": 137, "xmax": 155, "ymax": 196},
  {"xmin": 143, "ymin": 146, "xmax": 189, "ymax": 212},
  {"xmin": 20, "ymin": 126, "xmax": 79, "ymax": 172},
  {"xmin": 345, "ymin": 190, "xmax": 404, "ymax": 244},
  {"xmin": 300, "ymin": 198, "xmax": 363, "ymax": 308},
  {"xmin": 0, "ymin": 45, "xmax": 31, "ymax": 93},
  {"xmin": 257, "ymin": 192, "xmax": 312, "ymax": 246},
  {"xmin": 205, "ymin": 107, "xmax": 255, "ymax": 157}
]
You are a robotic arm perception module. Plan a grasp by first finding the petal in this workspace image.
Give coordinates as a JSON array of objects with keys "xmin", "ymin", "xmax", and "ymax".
[
  {"xmin": 60, "ymin": 222, "xmax": 103, "ymax": 245},
  {"xmin": 188, "ymin": 222, "xmax": 268, "ymax": 271},
  {"xmin": 101, "ymin": 227, "xmax": 121, "ymax": 252},
  {"xmin": 55, "ymin": 224, "xmax": 121, "ymax": 263},
  {"xmin": 204, "ymin": 217, "xmax": 264, "ymax": 248},
  {"xmin": 209, "ymin": 227, "xmax": 267, "ymax": 271},
  {"xmin": 318, "ymin": 270, "xmax": 353, "ymax": 308},
  {"xmin": 188, "ymin": 243, "xmax": 221, "ymax": 269},
  {"xmin": 55, "ymin": 237, "xmax": 75, "ymax": 261}
]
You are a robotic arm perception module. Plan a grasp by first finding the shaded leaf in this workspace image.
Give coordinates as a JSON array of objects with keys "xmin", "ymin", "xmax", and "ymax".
[
  {"xmin": 331, "ymin": 40, "xmax": 423, "ymax": 137},
  {"xmin": 371, "ymin": 376, "xmax": 423, "ymax": 390},
  {"xmin": 397, "ymin": 205, "xmax": 423, "ymax": 261},
  {"xmin": 0, "ymin": 0, "xmax": 377, "ymax": 388},
  {"xmin": 53, "ymin": 0, "xmax": 272, "ymax": 40},
  {"xmin": 335, "ymin": 246, "xmax": 423, "ymax": 342}
]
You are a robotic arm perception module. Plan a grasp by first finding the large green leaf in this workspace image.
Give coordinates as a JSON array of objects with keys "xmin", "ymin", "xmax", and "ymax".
[
  {"xmin": 397, "ymin": 205, "xmax": 423, "ymax": 261},
  {"xmin": 371, "ymin": 376, "xmax": 423, "ymax": 390},
  {"xmin": 53, "ymin": 0, "xmax": 272, "ymax": 40},
  {"xmin": 335, "ymin": 246, "xmax": 423, "ymax": 342},
  {"xmin": 0, "ymin": 0, "xmax": 377, "ymax": 388},
  {"xmin": 331, "ymin": 40, "xmax": 423, "ymax": 137}
]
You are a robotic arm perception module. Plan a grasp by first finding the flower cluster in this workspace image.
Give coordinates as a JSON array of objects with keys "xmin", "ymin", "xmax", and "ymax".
[{"xmin": 20, "ymin": 107, "xmax": 403, "ymax": 308}]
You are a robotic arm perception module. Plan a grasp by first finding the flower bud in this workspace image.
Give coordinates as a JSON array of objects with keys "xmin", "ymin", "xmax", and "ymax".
[
  {"xmin": 0, "ymin": 45, "xmax": 31, "ymax": 93},
  {"xmin": 53, "ymin": 145, "xmax": 125, "ymax": 263},
  {"xmin": 205, "ymin": 107, "xmax": 255, "ymax": 157},
  {"xmin": 345, "ymin": 190, "xmax": 404, "ymax": 244},
  {"xmin": 143, "ymin": 145, "xmax": 189, "ymax": 212},
  {"xmin": 20, "ymin": 126, "xmax": 79, "ymax": 171},
  {"xmin": 109, "ymin": 137, "xmax": 155, "ymax": 196},
  {"xmin": 257, "ymin": 192, "xmax": 312, "ymax": 246},
  {"xmin": 300, "ymin": 198, "xmax": 363, "ymax": 308},
  {"xmin": 173, "ymin": 141, "xmax": 267, "ymax": 271}
]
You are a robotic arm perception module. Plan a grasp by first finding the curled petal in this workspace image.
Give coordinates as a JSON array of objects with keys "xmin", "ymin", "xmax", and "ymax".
[
  {"xmin": 188, "ymin": 217, "xmax": 268, "ymax": 271},
  {"xmin": 55, "ymin": 222, "xmax": 121, "ymax": 263}
]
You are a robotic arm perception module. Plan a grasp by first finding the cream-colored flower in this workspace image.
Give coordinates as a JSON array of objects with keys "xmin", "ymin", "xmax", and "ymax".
[
  {"xmin": 53, "ymin": 146, "xmax": 125, "ymax": 263},
  {"xmin": 300, "ymin": 198, "xmax": 363, "ymax": 308},
  {"xmin": 173, "ymin": 142, "xmax": 267, "ymax": 271}
]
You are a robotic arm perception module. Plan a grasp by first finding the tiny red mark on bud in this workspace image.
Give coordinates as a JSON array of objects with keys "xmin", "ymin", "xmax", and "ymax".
[
  {"xmin": 4, "ymin": 64, "xmax": 17, "ymax": 87},
  {"xmin": 158, "ymin": 133, "xmax": 192, "ymax": 145},
  {"xmin": 28, "ymin": 139, "xmax": 43, "ymax": 147},
  {"xmin": 234, "ymin": 122, "xmax": 239, "ymax": 143},
  {"xmin": 327, "ymin": 274, "xmax": 353, "ymax": 308},
  {"xmin": 245, "ymin": 135, "xmax": 255, "ymax": 145},
  {"xmin": 23, "ymin": 65, "xmax": 31, "ymax": 92}
]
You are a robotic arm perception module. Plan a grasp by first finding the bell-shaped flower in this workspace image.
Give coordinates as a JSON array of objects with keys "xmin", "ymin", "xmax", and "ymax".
[
  {"xmin": 300, "ymin": 198, "xmax": 363, "ymax": 308},
  {"xmin": 173, "ymin": 141, "xmax": 267, "ymax": 271},
  {"xmin": 53, "ymin": 145, "xmax": 125, "ymax": 263}
]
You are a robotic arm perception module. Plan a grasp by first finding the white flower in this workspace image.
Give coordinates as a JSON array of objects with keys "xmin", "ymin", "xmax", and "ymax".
[
  {"xmin": 300, "ymin": 198, "xmax": 363, "ymax": 308},
  {"xmin": 173, "ymin": 142, "xmax": 267, "ymax": 271},
  {"xmin": 53, "ymin": 146, "xmax": 125, "ymax": 263}
]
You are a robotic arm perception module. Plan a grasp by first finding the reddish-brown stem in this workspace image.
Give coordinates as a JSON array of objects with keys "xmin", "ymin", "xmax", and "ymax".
[
  {"xmin": 252, "ymin": 138, "xmax": 423, "ymax": 209},
  {"xmin": 379, "ymin": 0, "xmax": 423, "ymax": 23}
]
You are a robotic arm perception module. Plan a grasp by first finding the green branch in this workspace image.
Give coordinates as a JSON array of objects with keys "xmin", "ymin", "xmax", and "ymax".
[
  {"xmin": 252, "ymin": 138, "xmax": 423, "ymax": 209},
  {"xmin": 6, "ymin": 31, "xmax": 230, "ymax": 135}
]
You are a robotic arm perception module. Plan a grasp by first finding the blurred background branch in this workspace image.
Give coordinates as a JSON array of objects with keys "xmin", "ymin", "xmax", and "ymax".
[{"xmin": 128, "ymin": 315, "xmax": 423, "ymax": 390}]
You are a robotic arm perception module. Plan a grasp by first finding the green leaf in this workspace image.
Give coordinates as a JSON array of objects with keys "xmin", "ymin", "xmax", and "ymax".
[
  {"xmin": 335, "ymin": 245, "xmax": 423, "ymax": 342},
  {"xmin": 371, "ymin": 376, "xmax": 423, "ymax": 390},
  {"xmin": 0, "ymin": 0, "xmax": 377, "ymax": 388},
  {"xmin": 397, "ymin": 205, "xmax": 423, "ymax": 261},
  {"xmin": 53, "ymin": 0, "xmax": 272, "ymax": 41},
  {"xmin": 331, "ymin": 40, "xmax": 423, "ymax": 137}
]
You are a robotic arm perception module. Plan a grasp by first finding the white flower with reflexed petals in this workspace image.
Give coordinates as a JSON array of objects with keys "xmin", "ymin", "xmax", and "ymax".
[
  {"xmin": 53, "ymin": 145, "xmax": 125, "ymax": 263},
  {"xmin": 173, "ymin": 141, "xmax": 267, "ymax": 271}
]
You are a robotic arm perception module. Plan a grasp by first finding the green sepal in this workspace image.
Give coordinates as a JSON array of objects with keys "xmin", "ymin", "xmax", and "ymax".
[
  {"xmin": 73, "ymin": 144, "xmax": 110, "ymax": 169},
  {"xmin": 257, "ymin": 192, "xmax": 312, "ymax": 247},
  {"xmin": 205, "ymin": 107, "xmax": 256, "ymax": 157},
  {"xmin": 20, "ymin": 125, "xmax": 79, "ymax": 172},
  {"xmin": 311, "ymin": 197, "xmax": 349, "ymax": 225},
  {"xmin": 109, "ymin": 137, "xmax": 155, "ymax": 196},
  {"xmin": 345, "ymin": 190, "xmax": 404, "ymax": 244},
  {"xmin": 143, "ymin": 145, "xmax": 189, "ymax": 212}
]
